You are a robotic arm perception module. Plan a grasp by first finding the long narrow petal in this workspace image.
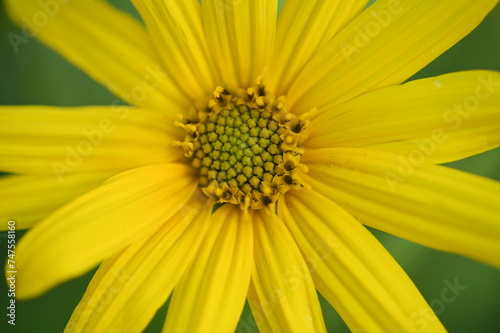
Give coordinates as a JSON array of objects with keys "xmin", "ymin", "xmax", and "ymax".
[
  {"xmin": 303, "ymin": 148, "xmax": 500, "ymax": 267},
  {"xmin": 15, "ymin": 163, "xmax": 198, "ymax": 299},
  {"xmin": 132, "ymin": 0, "xmax": 218, "ymax": 102},
  {"xmin": 0, "ymin": 172, "xmax": 114, "ymax": 230},
  {"xmin": 66, "ymin": 194, "xmax": 212, "ymax": 333},
  {"xmin": 202, "ymin": 0, "xmax": 278, "ymax": 89},
  {"xmin": 306, "ymin": 71, "xmax": 500, "ymax": 163},
  {"xmin": 163, "ymin": 204, "xmax": 253, "ymax": 333},
  {"xmin": 0, "ymin": 106, "xmax": 182, "ymax": 176},
  {"xmin": 287, "ymin": 0, "xmax": 499, "ymax": 112},
  {"xmin": 4, "ymin": 0, "xmax": 187, "ymax": 110},
  {"xmin": 279, "ymin": 189, "xmax": 446, "ymax": 333},
  {"xmin": 247, "ymin": 209, "xmax": 326, "ymax": 333},
  {"xmin": 269, "ymin": 0, "xmax": 368, "ymax": 95}
]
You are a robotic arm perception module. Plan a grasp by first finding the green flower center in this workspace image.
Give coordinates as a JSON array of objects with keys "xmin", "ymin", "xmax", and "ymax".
[
  {"xmin": 175, "ymin": 84, "xmax": 311, "ymax": 210},
  {"xmin": 193, "ymin": 105, "xmax": 284, "ymax": 191}
]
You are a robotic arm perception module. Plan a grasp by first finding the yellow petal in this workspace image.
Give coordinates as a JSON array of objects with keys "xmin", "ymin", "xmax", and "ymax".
[
  {"xmin": 0, "ymin": 172, "xmax": 114, "ymax": 230},
  {"xmin": 15, "ymin": 163, "xmax": 197, "ymax": 299},
  {"xmin": 131, "ymin": 0, "xmax": 218, "ymax": 102},
  {"xmin": 0, "ymin": 106, "xmax": 182, "ymax": 175},
  {"xmin": 303, "ymin": 147, "xmax": 500, "ymax": 267},
  {"xmin": 163, "ymin": 204, "xmax": 253, "ymax": 333},
  {"xmin": 66, "ymin": 194, "xmax": 212, "ymax": 333},
  {"xmin": 269, "ymin": 0, "xmax": 368, "ymax": 95},
  {"xmin": 202, "ymin": 0, "xmax": 278, "ymax": 89},
  {"xmin": 4, "ymin": 0, "xmax": 188, "ymax": 110},
  {"xmin": 306, "ymin": 70, "xmax": 500, "ymax": 164},
  {"xmin": 247, "ymin": 209, "xmax": 326, "ymax": 333},
  {"xmin": 279, "ymin": 189, "xmax": 446, "ymax": 333},
  {"xmin": 287, "ymin": 0, "xmax": 499, "ymax": 112}
]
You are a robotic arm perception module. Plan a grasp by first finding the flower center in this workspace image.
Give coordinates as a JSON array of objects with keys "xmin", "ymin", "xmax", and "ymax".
[{"xmin": 175, "ymin": 83, "xmax": 311, "ymax": 210}]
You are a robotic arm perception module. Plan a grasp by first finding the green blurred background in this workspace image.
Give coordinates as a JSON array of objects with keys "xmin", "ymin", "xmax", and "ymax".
[{"xmin": 1, "ymin": 1, "xmax": 499, "ymax": 332}]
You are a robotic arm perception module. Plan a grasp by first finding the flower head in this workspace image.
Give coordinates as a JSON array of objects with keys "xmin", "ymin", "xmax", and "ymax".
[{"xmin": 2, "ymin": 0, "xmax": 500, "ymax": 332}]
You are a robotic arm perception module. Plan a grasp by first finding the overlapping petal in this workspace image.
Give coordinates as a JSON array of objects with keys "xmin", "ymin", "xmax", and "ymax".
[
  {"xmin": 247, "ymin": 209, "xmax": 326, "ymax": 333},
  {"xmin": 14, "ymin": 163, "xmax": 197, "ymax": 299},
  {"xmin": 279, "ymin": 189, "xmax": 446, "ymax": 333},
  {"xmin": 66, "ymin": 193, "xmax": 212, "ymax": 333},
  {"xmin": 0, "ymin": 106, "xmax": 182, "ymax": 175},
  {"xmin": 132, "ymin": 0, "xmax": 218, "ymax": 102},
  {"xmin": 202, "ymin": 0, "xmax": 278, "ymax": 89},
  {"xmin": 163, "ymin": 204, "xmax": 253, "ymax": 333},
  {"xmin": 0, "ymin": 172, "xmax": 114, "ymax": 230},
  {"xmin": 4, "ymin": 0, "xmax": 188, "ymax": 110},
  {"xmin": 287, "ymin": 0, "xmax": 499, "ymax": 112},
  {"xmin": 303, "ymin": 148, "xmax": 500, "ymax": 267},
  {"xmin": 306, "ymin": 70, "xmax": 500, "ymax": 163},
  {"xmin": 269, "ymin": 0, "xmax": 369, "ymax": 95}
]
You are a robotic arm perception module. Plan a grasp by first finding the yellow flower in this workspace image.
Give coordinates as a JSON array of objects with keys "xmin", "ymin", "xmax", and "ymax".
[{"xmin": 2, "ymin": 0, "xmax": 500, "ymax": 332}]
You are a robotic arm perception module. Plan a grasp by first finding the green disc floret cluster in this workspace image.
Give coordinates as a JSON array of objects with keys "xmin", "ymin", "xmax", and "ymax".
[
  {"xmin": 174, "ymin": 84, "xmax": 309, "ymax": 210},
  {"xmin": 191, "ymin": 105, "xmax": 286, "ymax": 193}
]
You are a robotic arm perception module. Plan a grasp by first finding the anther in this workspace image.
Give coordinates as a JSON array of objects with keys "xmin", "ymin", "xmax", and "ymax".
[{"xmin": 174, "ymin": 121, "xmax": 197, "ymax": 135}]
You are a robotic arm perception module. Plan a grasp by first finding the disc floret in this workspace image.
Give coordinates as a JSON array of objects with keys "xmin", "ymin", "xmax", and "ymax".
[{"xmin": 175, "ymin": 81, "xmax": 312, "ymax": 210}]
